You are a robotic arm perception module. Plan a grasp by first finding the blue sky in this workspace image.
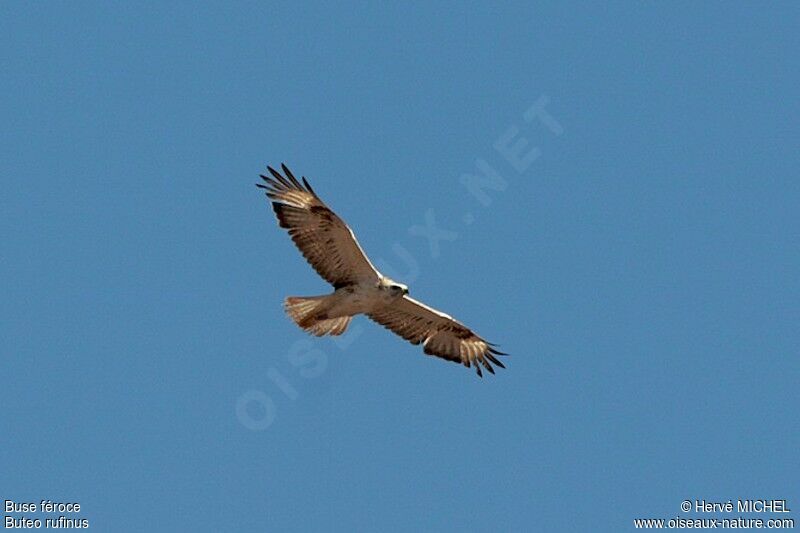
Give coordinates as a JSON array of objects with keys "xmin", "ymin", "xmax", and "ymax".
[{"xmin": 2, "ymin": 2, "xmax": 798, "ymax": 531}]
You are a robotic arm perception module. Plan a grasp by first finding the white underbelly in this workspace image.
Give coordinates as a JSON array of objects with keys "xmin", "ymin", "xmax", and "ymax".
[{"xmin": 328, "ymin": 285, "xmax": 391, "ymax": 317}]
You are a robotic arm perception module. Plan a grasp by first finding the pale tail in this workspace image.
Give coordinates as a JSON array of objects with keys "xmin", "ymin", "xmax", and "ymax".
[{"xmin": 284, "ymin": 296, "xmax": 352, "ymax": 336}]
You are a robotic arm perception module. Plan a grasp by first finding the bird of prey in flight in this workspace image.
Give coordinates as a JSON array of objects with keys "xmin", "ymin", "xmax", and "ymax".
[{"xmin": 257, "ymin": 164, "xmax": 507, "ymax": 377}]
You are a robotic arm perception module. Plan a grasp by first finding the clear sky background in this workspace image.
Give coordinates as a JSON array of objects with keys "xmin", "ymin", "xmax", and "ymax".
[{"xmin": 2, "ymin": 2, "xmax": 798, "ymax": 531}]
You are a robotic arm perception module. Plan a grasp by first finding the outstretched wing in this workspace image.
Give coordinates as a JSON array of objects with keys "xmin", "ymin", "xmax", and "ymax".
[
  {"xmin": 257, "ymin": 164, "xmax": 381, "ymax": 288},
  {"xmin": 367, "ymin": 295, "xmax": 507, "ymax": 377}
]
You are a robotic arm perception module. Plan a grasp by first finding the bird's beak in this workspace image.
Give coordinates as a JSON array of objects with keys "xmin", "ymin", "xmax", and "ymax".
[{"xmin": 403, "ymin": 288, "xmax": 409, "ymax": 295}]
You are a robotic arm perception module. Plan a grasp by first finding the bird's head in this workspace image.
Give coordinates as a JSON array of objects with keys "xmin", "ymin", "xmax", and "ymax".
[{"xmin": 380, "ymin": 277, "xmax": 409, "ymax": 296}]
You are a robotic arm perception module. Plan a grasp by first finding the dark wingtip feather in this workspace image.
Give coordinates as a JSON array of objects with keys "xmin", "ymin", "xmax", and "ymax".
[
  {"xmin": 267, "ymin": 166, "xmax": 292, "ymax": 188},
  {"xmin": 258, "ymin": 174, "xmax": 277, "ymax": 188},
  {"xmin": 485, "ymin": 340, "xmax": 509, "ymax": 356},
  {"xmin": 485, "ymin": 353, "xmax": 505, "ymax": 368},
  {"xmin": 281, "ymin": 163, "xmax": 302, "ymax": 188},
  {"xmin": 302, "ymin": 176, "xmax": 318, "ymax": 197}
]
